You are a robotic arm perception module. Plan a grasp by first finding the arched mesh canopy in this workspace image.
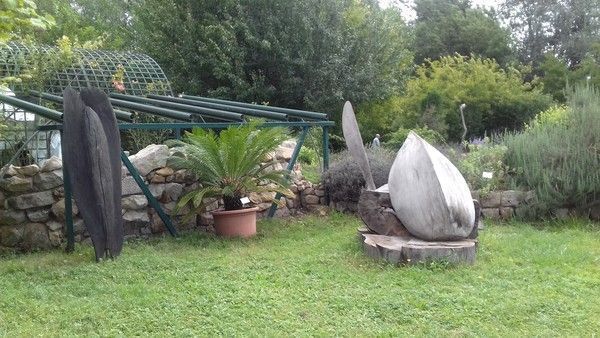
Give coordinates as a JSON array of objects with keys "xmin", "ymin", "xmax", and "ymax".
[{"xmin": 0, "ymin": 42, "xmax": 172, "ymax": 96}]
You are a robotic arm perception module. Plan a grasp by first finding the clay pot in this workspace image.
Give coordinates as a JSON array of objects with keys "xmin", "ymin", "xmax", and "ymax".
[{"xmin": 212, "ymin": 207, "xmax": 259, "ymax": 238}]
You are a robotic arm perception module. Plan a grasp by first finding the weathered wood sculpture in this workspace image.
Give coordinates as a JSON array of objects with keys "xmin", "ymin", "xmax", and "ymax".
[
  {"xmin": 62, "ymin": 88, "xmax": 123, "ymax": 260},
  {"xmin": 388, "ymin": 131, "xmax": 475, "ymax": 241},
  {"xmin": 342, "ymin": 101, "xmax": 478, "ymax": 265}
]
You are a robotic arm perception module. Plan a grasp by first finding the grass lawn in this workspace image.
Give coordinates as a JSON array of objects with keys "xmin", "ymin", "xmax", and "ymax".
[{"xmin": 1, "ymin": 213, "xmax": 599, "ymax": 336}]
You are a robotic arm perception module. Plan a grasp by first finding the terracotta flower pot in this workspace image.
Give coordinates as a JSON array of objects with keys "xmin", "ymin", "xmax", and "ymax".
[{"xmin": 212, "ymin": 207, "xmax": 259, "ymax": 238}]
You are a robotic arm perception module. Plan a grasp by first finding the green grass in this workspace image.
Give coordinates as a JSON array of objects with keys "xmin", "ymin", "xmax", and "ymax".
[
  {"xmin": 300, "ymin": 162, "xmax": 321, "ymax": 184},
  {"xmin": 1, "ymin": 214, "xmax": 599, "ymax": 336}
]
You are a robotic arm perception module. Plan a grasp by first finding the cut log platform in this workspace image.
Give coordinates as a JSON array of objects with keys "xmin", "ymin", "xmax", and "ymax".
[{"xmin": 359, "ymin": 231, "xmax": 477, "ymax": 265}]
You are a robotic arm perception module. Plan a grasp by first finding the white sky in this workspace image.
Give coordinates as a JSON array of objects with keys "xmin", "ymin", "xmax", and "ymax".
[{"xmin": 380, "ymin": 0, "xmax": 502, "ymax": 21}]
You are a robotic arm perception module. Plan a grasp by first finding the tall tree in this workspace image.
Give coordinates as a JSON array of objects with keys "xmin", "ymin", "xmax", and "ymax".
[{"xmin": 412, "ymin": 0, "xmax": 513, "ymax": 65}]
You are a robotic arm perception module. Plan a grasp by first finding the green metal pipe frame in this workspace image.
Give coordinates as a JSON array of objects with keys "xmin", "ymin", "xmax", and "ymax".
[
  {"xmin": 147, "ymin": 94, "xmax": 289, "ymax": 121},
  {"xmin": 0, "ymin": 93, "xmax": 63, "ymax": 121},
  {"xmin": 109, "ymin": 97, "xmax": 193, "ymax": 122},
  {"xmin": 267, "ymin": 126, "xmax": 309, "ymax": 218},
  {"xmin": 111, "ymin": 93, "xmax": 244, "ymax": 121},
  {"xmin": 181, "ymin": 95, "xmax": 329, "ymax": 121},
  {"xmin": 28, "ymin": 91, "xmax": 133, "ymax": 122}
]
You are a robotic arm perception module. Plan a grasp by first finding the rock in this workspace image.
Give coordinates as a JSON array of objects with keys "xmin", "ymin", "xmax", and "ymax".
[
  {"xmin": 0, "ymin": 209, "xmax": 27, "ymax": 225},
  {"xmin": 499, "ymin": 207, "xmax": 514, "ymax": 220},
  {"xmin": 303, "ymin": 195, "xmax": 320, "ymax": 205},
  {"xmin": 0, "ymin": 190, "xmax": 4, "ymax": 207},
  {"xmin": 481, "ymin": 208, "xmax": 500, "ymax": 220},
  {"xmin": 27, "ymin": 208, "xmax": 50, "ymax": 222},
  {"xmin": 155, "ymin": 167, "xmax": 174, "ymax": 177},
  {"xmin": 73, "ymin": 218, "xmax": 86, "ymax": 234},
  {"xmin": 360, "ymin": 233, "xmax": 476, "ymax": 265},
  {"xmin": 3, "ymin": 165, "xmax": 18, "ymax": 177},
  {"xmin": 22, "ymin": 223, "xmax": 51, "ymax": 251},
  {"xmin": 470, "ymin": 191, "xmax": 480, "ymax": 201},
  {"xmin": 148, "ymin": 184, "xmax": 165, "ymax": 199},
  {"xmin": 0, "ymin": 225, "xmax": 23, "ymax": 247},
  {"xmin": 8, "ymin": 191, "xmax": 55, "ymax": 210},
  {"xmin": 388, "ymin": 132, "xmax": 475, "ymax": 241},
  {"xmin": 162, "ymin": 201, "xmax": 189, "ymax": 216},
  {"xmin": 164, "ymin": 183, "xmax": 183, "ymax": 202},
  {"xmin": 150, "ymin": 174, "xmax": 165, "ymax": 183},
  {"xmin": 502, "ymin": 190, "xmax": 524, "ymax": 207},
  {"xmin": 314, "ymin": 189, "xmax": 325, "ymax": 197},
  {"xmin": 51, "ymin": 198, "xmax": 79, "ymax": 221},
  {"xmin": 121, "ymin": 176, "xmax": 144, "ymax": 196},
  {"xmin": 46, "ymin": 220, "xmax": 63, "ymax": 231},
  {"xmin": 479, "ymin": 191, "xmax": 503, "ymax": 208},
  {"xmin": 0, "ymin": 176, "xmax": 33, "ymax": 193},
  {"xmin": 303, "ymin": 187, "xmax": 315, "ymax": 196},
  {"xmin": 14, "ymin": 164, "xmax": 40, "ymax": 177},
  {"xmin": 204, "ymin": 198, "xmax": 219, "ymax": 212},
  {"xmin": 128, "ymin": 144, "xmax": 170, "ymax": 177},
  {"xmin": 275, "ymin": 146, "xmax": 294, "ymax": 161},
  {"xmin": 48, "ymin": 230, "xmax": 63, "ymax": 247},
  {"xmin": 249, "ymin": 192, "xmax": 262, "ymax": 204},
  {"xmin": 33, "ymin": 170, "xmax": 63, "ymax": 190},
  {"xmin": 121, "ymin": 195, "xmax": 148, "ymax": 210},
  {"xmin": 40, "ymin": 157, "xmax": 62, "ymax": 172},
  {"xmin": 122, "ymin": 210, "xmax": 150, "ymax": 223}
]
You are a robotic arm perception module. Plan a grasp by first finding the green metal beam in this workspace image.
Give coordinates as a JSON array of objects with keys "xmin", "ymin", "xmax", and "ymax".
[
  {"xmin": 0, "ymin": 93, "xmax": 63, "ymax": 121},
  {"xmin": 109, "ymin": 97, "xmax": 193, "ymax": 121},
  {"xmin": 110, "ymin": 93, "xmax": 243, "ymax": 121},
  {"xmin": 28, "ymin": 91, "xmax": 133, "ymax": 122},
  {"xmin": 37, "ymin": 121, "xmax": 335, "ymax": 132},
  {"xmin": 181, "ymin": 95, "xmax": 329, "ymax": 121},
  {"xmin": 120, "ymin": 152, "xmax": 178, "ymax": 237},
  {"xmin": 267, "ymin": 126, "xmax": 309, "ymax": 218},
  {"xmin": 147, "ymin": 94, "xmax": 289, "ymax": 121}
]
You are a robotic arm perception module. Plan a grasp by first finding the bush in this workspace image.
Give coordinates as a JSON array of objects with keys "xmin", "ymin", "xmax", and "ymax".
[
  {"xmin": 504, "ymin": 85, "xmax": 600, "ymax": 216},
  {"xmin": 383, "ymin": 126, "xmax": 446, "ymax": 150},
  {"xmin": 526, "ymin": 104, "xmax": 569, "ymax": 130},
  {"xmin": 322, "ymin": 148, "xmax": 396, "ymax": 203},
  {"xmin": 456, "ymin": 142, "xmax": 510, "ymax": 194}
]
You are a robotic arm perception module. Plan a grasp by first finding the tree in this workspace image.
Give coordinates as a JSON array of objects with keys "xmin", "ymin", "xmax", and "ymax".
[
  {"xmin": 0, "ymin": 0, "xmax": 54, "ymax": 43},
  {"xmin": 389, "ymin": 55, "xmax": 552, "ymax": 141},
  {"xmin": 412, "ymin": 0, "xmax": 513, "ymax": 66}
]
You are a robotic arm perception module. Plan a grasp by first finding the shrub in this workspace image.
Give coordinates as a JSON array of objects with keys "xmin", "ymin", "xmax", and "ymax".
[
  {"xmin": 322, "ymin": 148, "xmax": 395, "ymax": 203},
  {"xmin": 526, "ymin": 104, "xmax": 569, "ymax": 130},
  {"xmin": 456, "ymin": 142, "xmax": 510, "ymax": 194},
  {"xmin": 383, "ymin": 126, "xmax": 446, "ymax": 150},
  {"xmin": 504, "ymin": 85, "xmax": 600, "ymax": 216}
]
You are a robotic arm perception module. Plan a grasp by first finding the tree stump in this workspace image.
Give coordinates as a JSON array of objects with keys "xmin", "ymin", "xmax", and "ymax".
[{"xmin": 358, "ymin": 187, "xmax": 409, "ymax": 236}]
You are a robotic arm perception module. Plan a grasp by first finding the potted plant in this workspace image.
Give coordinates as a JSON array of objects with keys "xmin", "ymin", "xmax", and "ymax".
[{"xmin": 168, "ymin": 122, "xmax": 293, "ymax": 237}]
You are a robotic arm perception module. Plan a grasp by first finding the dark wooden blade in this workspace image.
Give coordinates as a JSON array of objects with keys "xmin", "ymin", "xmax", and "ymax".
[
  {"xmin": 62, "ymin": 88, "xmax": 107, "ymax": 260},
  {"xmin": 80, "ymin": 88, "xmax": 123, "ymax": 257}
]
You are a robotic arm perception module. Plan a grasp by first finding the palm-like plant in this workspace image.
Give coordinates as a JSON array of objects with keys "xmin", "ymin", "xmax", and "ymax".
[{"xmin": 168, "ymin": 122, "xmax": 293, "ymax": 215}]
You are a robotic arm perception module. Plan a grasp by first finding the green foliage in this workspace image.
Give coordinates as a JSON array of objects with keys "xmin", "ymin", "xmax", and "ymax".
[
  {"xmin": 504, "ymin": 85, "xmax": 600, "ymax": 215},
  {"xmin": 298, "ymin": 146, "xmax": 318, "ymax": 166},
  {"xmin": 0, "ymin": 0, "xmax": 54, "ymax": 43},
  {"xmin": 167, "ymin": 122, "xmax": 292, "ymax": 212},
  {"xmin": 526, "ymin": 104, "xmax": 569, "ymax": 130},
  {"xmin": 322, "ymin": 148, "xmax": 395, "ymax": 204},
  {"xmin": 1, "ymin": 215, "xmax": 600, "ymax": 335},
  {"xmin": 383, "ymin": 126, "xmax": 445, "ymax": 150},
  {"xmin": 395, "ymin": 55, "xmax": 551, "ymax": 141},
  {"xmin": 413, "ymin": 0, "xmax": 513, "ymax": 66},
  {"xmin": 456, "ymin": 142, "xmax": 510, "ymax": 194}
]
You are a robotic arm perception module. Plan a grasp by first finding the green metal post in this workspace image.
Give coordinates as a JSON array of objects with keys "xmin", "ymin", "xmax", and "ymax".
[
  {"xmin": 322, "ymin": 126, "xmax": 330, "ymax": 205},
  {"xmin": 267, "ymin": 127, "xmax": 309, "ymax": 218},
  {"xmin": 322, "ymin": 126, "xmax": 330, "ymax": 171},
  {"xmin": 120, "ymin": 152, "xmax": 178, "ymax": 237}
]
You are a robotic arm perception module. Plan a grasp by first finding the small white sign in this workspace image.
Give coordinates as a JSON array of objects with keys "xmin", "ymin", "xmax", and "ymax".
[
  {"xmin": 240, "ymin": 197, "xmax": 250, "ymax": 205},
  {"xmin": 482, "ymin": 171, "xmax": 493, "ymax": 179}
]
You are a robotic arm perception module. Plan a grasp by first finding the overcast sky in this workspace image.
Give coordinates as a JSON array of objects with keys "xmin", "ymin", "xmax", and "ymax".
[{"xmin": 380, "ymin": 0, "xmax": 502, "ymax": 21}]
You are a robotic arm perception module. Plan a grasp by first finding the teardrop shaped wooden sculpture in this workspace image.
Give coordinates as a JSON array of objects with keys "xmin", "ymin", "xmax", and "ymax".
[
  {"xmin": 62, "ymin": 88, "xmax": 123, "ymax": 260},
  {"xmin": 388, "ymin": 132, "xmax": 475, "ymax": 241}
]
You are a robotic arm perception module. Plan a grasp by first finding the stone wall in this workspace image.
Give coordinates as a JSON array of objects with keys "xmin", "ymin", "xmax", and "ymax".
[{"xmin": 0, "ymin": 142, "xmax": 328, "ymax": 252}]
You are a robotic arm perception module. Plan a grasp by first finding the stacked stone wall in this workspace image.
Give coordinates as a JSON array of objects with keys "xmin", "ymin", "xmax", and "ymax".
[{"xmin": 0, "ymin": 142, "xmax": 328, "ymax": 252}]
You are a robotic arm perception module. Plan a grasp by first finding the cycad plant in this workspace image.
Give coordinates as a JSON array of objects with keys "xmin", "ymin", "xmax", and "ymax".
[{"xmin": 167, "ymin": 122, "xmax": 293, "ymax": 215}]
